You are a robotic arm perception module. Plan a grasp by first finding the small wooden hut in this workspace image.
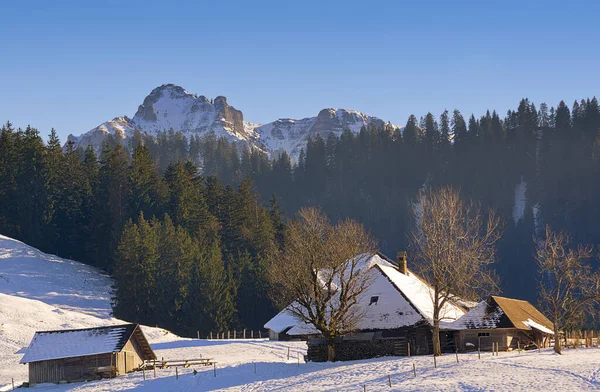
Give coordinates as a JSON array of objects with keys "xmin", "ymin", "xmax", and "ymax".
[
  {"xmin": 451, "ymin": 296, "xmax": 554, "ymax": 351},
  {"xmin": 20, "ymin": 323, "xmax": 156, "ymax": 385}
]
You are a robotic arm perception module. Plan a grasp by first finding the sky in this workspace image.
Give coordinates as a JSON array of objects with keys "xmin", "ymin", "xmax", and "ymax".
[{"xmin": 1, "ymin": 0, "xmax": 600, "ymax": 141}]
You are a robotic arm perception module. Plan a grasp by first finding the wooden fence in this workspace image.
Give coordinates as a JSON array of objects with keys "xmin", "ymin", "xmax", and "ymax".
[
  {"xmin": 558, "ymin": 329, "xmax": 600, "ymax": 348},
  {"xmin": 194, "ymin": 329, "xmax": 269, "ymax": 340}
]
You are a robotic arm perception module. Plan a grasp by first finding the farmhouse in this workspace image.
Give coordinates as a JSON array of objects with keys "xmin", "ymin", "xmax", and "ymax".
[
  {"xmin": 265, "ymin": 253, "xmax": 471, "ymax": 360},
  {"xmin": 450, "ymin": 296, "xmax": 554, "ymax": 352},
  {"xmin": 20, "ymin": 323, "xmax": 156, "ymax": 385}
]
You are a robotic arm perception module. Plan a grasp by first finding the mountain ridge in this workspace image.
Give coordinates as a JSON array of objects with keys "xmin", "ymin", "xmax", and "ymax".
[{"xmin": 68, "ymin": 84, "xmax": 401, "ymax": 159}]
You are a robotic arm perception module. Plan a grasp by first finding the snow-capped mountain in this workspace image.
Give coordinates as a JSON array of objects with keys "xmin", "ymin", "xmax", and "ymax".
[
  {"xmin": 68, "ymin": 84, "xmax": 399, "ymax": 159},
  {"xmin": 68, "ymin": 84, "xmax": 259, "ymax": 151},
  {"xmin": 256, "ymin": 108, "xmax": 395, "ymax": 158}
]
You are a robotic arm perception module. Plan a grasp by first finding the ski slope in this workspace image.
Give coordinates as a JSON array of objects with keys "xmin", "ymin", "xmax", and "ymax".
[{"xmin": 3, "ymin": 234, "xmax": 600, "ymax": 391}]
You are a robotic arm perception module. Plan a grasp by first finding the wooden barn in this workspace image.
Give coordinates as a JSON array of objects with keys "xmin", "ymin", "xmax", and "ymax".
[
  {"xmin": 450, "ymin": 296, "xmax": 554, "ymax": 352},
  {"xmin": 264, "ymin": 253, "xmax": 471, "ymax": 360},
  {"xmin": 20, "ymin": 323, "xmax": 156, "ymax": 385}
]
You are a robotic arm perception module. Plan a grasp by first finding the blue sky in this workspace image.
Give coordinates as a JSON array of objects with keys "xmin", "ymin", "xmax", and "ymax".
[{"xmin": 1, "ymin": 0, "xmax": 600, "ymax": 141}]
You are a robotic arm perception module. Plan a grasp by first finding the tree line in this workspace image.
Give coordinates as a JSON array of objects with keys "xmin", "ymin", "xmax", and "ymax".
[
  {"xmin": 2, "ymin": 95, "xmax": 600, "ymax": 335},
  {"xmin": 196, "ymin": 97, "xmax": 600, "ymax": 303},
  {"xmin": 0, "ymin": 124, "xmax": 281, "ymax": 335}
]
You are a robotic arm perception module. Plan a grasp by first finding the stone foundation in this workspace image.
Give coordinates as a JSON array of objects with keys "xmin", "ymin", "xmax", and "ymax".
[{"xmin": 307, "ymin": 339, "xmax": 397, "ymax": 362}]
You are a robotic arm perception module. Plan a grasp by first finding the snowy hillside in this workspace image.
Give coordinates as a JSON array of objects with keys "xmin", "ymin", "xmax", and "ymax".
[
  {"xmin": 0, "ymin": 235, "xmax": 177, "ymax": 389},
  {"xmin": 67, "ymin": 84, "xmax": 400, "ymax": 159},
  {"xmin": 3, "ymin": 235, "xmax": 600, "ymax": 391}
]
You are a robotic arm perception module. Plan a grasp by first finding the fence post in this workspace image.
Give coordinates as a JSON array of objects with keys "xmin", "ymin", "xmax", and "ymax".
[
  {"xmin": 176, "ymin": 367, "xmax": 178, "ymax": 380},
  {"xmin": 143, "ymin": 367, "xmax": 146, "ymax": 380},
  {"xmin": 234, "ymin": 330, "xmax": 237, "ymax": 339},
  {"xmin": 228, "ymin": 331, "xmax": 230, "ymax": 339},
  {"xmin": 197, "ymin": 331, "xmax": 200, "ymax": 340},
  {"xmin": 244, "ymin": 329, "xmax": 246, "ymax": 339},
  {"xmin": 413, "ymin": 362, "xmax": 416, "ymax": 377},
  {"xmin": 455, "ymin": 347, "xmax": 459, "ymax": 363},
  {"xmin": 388, "ymin": 374, "xmax": 392, "ymax": 388},
  {"xmin": 251, "ymin": 330, "xmax": 254, "ymax": 339},
  {"xmin": 287, "ymin": 347, "xmax": 290, "ymax": 360},
  {"xmin": 254, "ymin": 360, "xmax": 256, "ymax": 374},
  {"xmin": 433, "ymin": 355, "xmax": 437, "ymax": 368},
  {"xmin": 213, "ymin": 363, "xmax": 216, "ymax": 377},
  {"xmin": 153, "ymin": 360, "xmax": 156, "ymax": 378},
  {"xmin": 259, "ymin": 330, "xmax": 262, "ymax": 338},
  {"xmin": 407, "ymin": 342, "xmax": 410, "ymax": 357},
  {"xmin": 12, "ymin": 378, "xmax": 15, "ymax": 390}
]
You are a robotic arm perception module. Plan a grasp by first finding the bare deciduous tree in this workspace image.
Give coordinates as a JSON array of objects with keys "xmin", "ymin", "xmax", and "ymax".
[
  {"xmin": 411, "ymin": 187, "xmax": 502, "ymax": 356},
  {"xmin": 535, "ymin": 225, "xmax": 600, "ymax": 354},
  {"xmin": 268, "ymin": 207, "xmax": 377, "ymax": 360}
]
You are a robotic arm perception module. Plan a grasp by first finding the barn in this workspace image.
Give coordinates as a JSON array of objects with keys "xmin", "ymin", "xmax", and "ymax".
[
  {"xmin": 20, "ymin": 323, "xmax": 156, "ymax": 385},
  {"xmin": 450, "ymin": 296, "xmax": 554, "ymax": 352},
  {"xmin": 265, "ymin": 252, "xmax": 471, "ymax": 360}
]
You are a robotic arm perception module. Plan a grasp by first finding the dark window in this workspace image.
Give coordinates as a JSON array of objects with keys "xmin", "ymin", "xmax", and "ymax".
[
  {"xmin": 369, "ymin": 296, "xmax": 379, "ymax": 305},
  {"xmin": 478, "ymin": 332, "xmax": 490, "ymax": 337}
]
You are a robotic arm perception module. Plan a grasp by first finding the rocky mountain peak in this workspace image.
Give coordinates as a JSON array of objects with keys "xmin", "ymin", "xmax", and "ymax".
[{"xmin": 68, "ymin": 84, "xmax": 400, "ymax": 160}]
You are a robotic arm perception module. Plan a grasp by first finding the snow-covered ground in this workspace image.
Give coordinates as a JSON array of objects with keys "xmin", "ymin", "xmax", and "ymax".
[
  {"xmin": 3, "ymin": 234, "xmax": 600, "ymax": 391},
  {"xmin": 9, "ymin": 345, "xmax": 600, "ymax": 391}
]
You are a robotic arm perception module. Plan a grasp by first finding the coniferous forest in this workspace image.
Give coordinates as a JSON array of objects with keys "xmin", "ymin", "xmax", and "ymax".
[{"xmin": 2, "ymin": 97, "xmax": 600, "ymax": 336}]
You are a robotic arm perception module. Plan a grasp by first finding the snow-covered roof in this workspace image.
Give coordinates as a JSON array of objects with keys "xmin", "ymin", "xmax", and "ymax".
[
  {"xmin": 265, "ymin": 253, "xmax": 467, "ymax": 335},
  {"xmin": 449, "ymin": 296, "xmax": 554, "ymax": 334},
  {"xmin": 20, "ymin": 323, "xmax": 156, "ymax": 363},
  {"xmin": 264, "ymin": 307, "xmax": 300, "ymax": 334}
]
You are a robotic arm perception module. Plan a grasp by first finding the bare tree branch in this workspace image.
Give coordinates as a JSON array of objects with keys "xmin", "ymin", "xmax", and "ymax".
[
  {"xmin": 410, "ymin": 186, "xmax": 502, "ymax": 356},
  {"xmin": 267, "ymin": 207, "xmax": 378, "ymax": 360},
  {"xmin": 535, "ymin": 225, "xmax": 600, "ymax": 354}
]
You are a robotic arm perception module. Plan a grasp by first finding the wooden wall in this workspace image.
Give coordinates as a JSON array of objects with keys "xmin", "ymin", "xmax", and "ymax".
[
  {"xmin": 28, "ymin": 336, "xmax": 146, "ymax": 384},
  {"xmin": 457, "ymin": 329, "xmax": 551, "ymax": 352},
  {"xmin": 29, "ymin": 353, "xmax": 113, "ymax": 384}
]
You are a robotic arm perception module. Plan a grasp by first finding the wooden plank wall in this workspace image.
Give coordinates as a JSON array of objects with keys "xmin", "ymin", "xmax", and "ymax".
[{"xmin": 29, "ymin": 353, "xmax": 113, "ymax": 384}]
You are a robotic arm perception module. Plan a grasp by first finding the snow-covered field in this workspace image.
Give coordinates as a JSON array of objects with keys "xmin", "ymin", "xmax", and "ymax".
[{"xmin": 2, "ymin": 234, "xmax": 600, "ymax": 391}]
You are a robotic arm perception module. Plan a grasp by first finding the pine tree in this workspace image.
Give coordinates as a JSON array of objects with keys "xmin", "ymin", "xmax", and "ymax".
[
  {"xmin": 129, "ymin": 144, "xmax": 167, "ymax": 220},
  {"xmin": 95, "ymin": 143, "xmax": 130, "ymax": 270}
]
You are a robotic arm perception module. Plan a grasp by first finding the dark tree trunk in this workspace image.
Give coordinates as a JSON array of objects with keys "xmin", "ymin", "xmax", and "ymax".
[
  {"xmin": 554, "ymin": 324, "xmax": 561, "ymax": 354},
  {"xmin": 432, "ymin": 321, "xmax": 442, "ymax": 356}
]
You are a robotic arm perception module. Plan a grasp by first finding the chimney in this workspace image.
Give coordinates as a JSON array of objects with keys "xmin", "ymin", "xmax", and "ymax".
[{"xmin": 397, "ymin": 251, "xmax": 408, "ymax": 275}]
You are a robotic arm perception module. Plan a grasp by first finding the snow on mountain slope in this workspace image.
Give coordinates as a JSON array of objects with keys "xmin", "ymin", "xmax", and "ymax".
[
  {"xmin": 68, "ymin": 84, "xmax": 258, "ymax": 152},
  {"xmin": 67, "ymin": 84, "xmax": 400, "ymax": 160},
  {"xmin": 68, "ymin": 117, "xmax": 137, "ymax": 153},
  {"xmin": 255, "ymin": 108, "xmax": 397, "ymax": 159}
]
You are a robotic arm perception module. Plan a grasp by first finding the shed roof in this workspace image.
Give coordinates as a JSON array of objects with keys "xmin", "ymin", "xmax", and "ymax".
[
  {"xmin": 449, "ymin": 296, "xmax": 554, "ymax": 334},
  {"xmin": 20, "ymin": 323, "xmax": 156, "ymax": 363}
]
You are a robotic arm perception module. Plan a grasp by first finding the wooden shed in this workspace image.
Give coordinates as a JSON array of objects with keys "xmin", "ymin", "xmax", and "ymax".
[
  {"xmin": 20, "ymin": 323, "xmax": 156, "ymax": 385},
  {"xmin": 451, "ymin": 296, "xmax": 554, "ymax": 352}
]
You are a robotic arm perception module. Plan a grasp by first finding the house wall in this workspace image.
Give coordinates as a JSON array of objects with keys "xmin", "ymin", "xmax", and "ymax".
[
  {"xmin": 457, "ymin": 329, "xmax": 515, "ymax": 351},
  {"xmin": 306, "ymin": 326, "xmax": 434, "ymax": 362},
  {"xmin": 268, "ymin": 329, "xmax": 279, "ymax": 340},
  {"xmin": 28, "ymin": 353, "xmax": 113, "ymax": 384},
  {"xmin": 122, "ymin": 337, "xmax": 145, "ymax": 371}
]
